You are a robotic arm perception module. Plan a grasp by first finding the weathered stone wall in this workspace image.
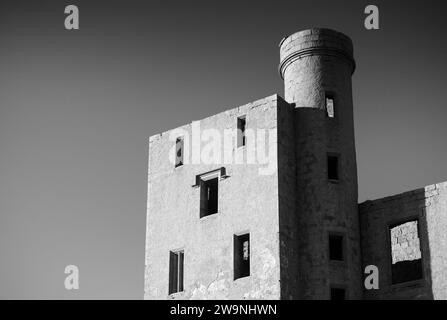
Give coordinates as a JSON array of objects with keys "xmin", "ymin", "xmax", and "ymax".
[
  {"xmin": 145, "ymin": 95, "xmax": 283, "ymax": 299},
  {"xmin": 390, "ymin": 221, "xmax": 421, "ymax": 264},
  {"xmin": 276, "ymin": 98, "xmax": 299, "ymax": 299},
  {"xmin": 279, "ymin": 28, "xmax": 362, "ymax": 299},
  {"xmin": 279, "ymin": 28, "xmax": 355, "ymax": 107},
  {"xmin": 145, "ymin": 27, "xmax": 447, "ymax": 300},
  {"xmin": 359, "ymin": 181, "xmax": 447, "ymax": 299},
  {"xmin": 426, "ymin": 182, "xmax": 447, "ymax": 299}
]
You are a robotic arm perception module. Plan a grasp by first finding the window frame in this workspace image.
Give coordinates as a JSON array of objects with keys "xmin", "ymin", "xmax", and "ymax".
[
  {"xmin": 168, "ymin": 249, "xmax": 184, "ymax": 295},
  {"xmin": 174, "ymin": 136, "xmax": 184, "ymax": 168},
  {"xmin": 328, "ymin": 232, "xmax": 345, "ymax": 262},
  {"xmin": 198, "ymin": 170, "xmax": 222, "ymax": 219},
  {"xmin": 234, "ymin": 232, "xmax": 250, "ymax": 280},
  {"xmin": 237, "ymin": 115, "xmax": 247, "ymax": 148},
  {"xmin": 325, "ymin": 92, "xmax": 336, "ymax": 118},
  {"xmin": 387, "ymin": 217, "xmax": 424, "ymax": 286},
  {"xmin": 327, "ymin": 152, "xmax": 340, "ymax": 182},
  {"xmin": 199, "ymin": 176, "xmax": 219, "ymax": 218},
  {"xmin": 330, "ymin": 285, "xmax": 347, "ymax": 300}
]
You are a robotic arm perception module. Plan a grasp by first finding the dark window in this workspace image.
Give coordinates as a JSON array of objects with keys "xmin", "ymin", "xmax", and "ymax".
[
  {"xmin": 330, "ymin": 287, "xmax": 346, "ymax": 300},
  {"xmin": 327, "ymin": 154, "xmax": 339, "ymax": 181},
  {"xmin": 329, "ymin": 234, "xmax": 344, "ymax": 261},
  {"xmin": 234, "ymin": 233, "xmax": 250, "ymax": 280},
  {"xmin": 175, "ymin": 137, "xmax": 184, "ymax": 168},
  {"xmin": 326, "ymin": 94, "xmax": 335, "ymax": 118},
  {"xmin": 237, "ymin": 116, "xmax": 246, "ymax": 147},
  {"xmin": 390, "ymin": 220, "xmax": 423, "ymax": 284},
  {"xmin": 200, "ymin": 177, "xmax": 218, "ymax": 218},
  {"xmin": 169, "ymin": 250, "xmax": 184, "ymax": 294}
]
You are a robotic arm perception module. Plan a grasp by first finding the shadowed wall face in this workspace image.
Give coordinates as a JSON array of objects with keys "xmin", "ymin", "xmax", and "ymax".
[{"xmin": 360, "ymin": 182, "xmax": 447, "ymax": 300}]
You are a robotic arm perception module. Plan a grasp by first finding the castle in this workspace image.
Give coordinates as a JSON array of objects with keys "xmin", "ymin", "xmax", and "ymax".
[{"xmin": 144, "ymin": 28, "xmax": 447, "ymax": 300}]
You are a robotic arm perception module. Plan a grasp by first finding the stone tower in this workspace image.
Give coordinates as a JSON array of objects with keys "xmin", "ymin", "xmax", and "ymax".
[
  {"xmin": 145, "ymin": 27, "xmax": 447, "ymax": 300},
  {"xmin": 145, "ymin": 28, "xmax": 368, "ymax": 300},
  {"xmin": 279, "ymin": 28, "xmax": 362, "ymax": 299}
]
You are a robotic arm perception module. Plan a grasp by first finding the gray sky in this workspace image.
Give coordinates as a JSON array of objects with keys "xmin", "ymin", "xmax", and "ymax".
[{"xmin": 0, "ymin": 0, "xmax": 446, "ymax": 299}]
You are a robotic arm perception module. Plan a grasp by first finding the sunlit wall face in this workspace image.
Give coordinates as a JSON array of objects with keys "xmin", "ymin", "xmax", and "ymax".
[{"xmin": 0, "ymin": 0, "xmax": 446, "ymax": 299}]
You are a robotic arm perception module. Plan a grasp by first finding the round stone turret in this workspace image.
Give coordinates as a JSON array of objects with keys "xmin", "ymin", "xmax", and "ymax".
[
  {"xmin": 279, "ymin": 29, "xmax": 362, "ymax": 299},
  {"xmin": 279, "ymin": 28, "xmax": 355, "ymax": 106}
]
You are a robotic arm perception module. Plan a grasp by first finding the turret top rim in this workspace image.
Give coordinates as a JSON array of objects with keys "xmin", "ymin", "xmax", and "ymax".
[
  {"xmin": 279, "ymin": 28, "xmax": 353, "ymax": 50},
  {"xmin": 278, "ymin": 28, "xmax": 356, "ymax": 79}
]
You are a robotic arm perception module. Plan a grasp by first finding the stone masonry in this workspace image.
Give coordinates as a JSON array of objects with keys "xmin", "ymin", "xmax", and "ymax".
[
  {"xmin": 360, "ymin": 181, "xmax": 447, "ymax": 299},
  {"xmin": 144, "ymin": 28, "xmax": 447, "ymax": 300},
  {"xmin": 390, "ymin": 221, "xmax": 421, "ymax": 264}
]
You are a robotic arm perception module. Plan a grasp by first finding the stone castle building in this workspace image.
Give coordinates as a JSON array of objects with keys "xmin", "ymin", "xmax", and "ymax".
[{"xmin": 144, "ymin": 28, "xmax": 447, "ymax": 300}]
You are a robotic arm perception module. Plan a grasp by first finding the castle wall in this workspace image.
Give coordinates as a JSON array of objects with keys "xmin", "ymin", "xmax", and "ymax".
[
  {"xmin": 144, "ymin": 27, "xmax": 446, "ymax": 300},
  {"xmin": 144, "ymin": 95, "xmax": 283, "ymax": 299},
  {"xmin": 359, "ymin": 181, "xmax": 447, "ymax": 299}
]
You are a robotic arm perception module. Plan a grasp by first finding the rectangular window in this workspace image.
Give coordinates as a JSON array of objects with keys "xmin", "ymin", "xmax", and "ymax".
[
  {"xmin": 329, "ymin": 234, "xmax": 344, "ymax": 261},
  {"xmin": 326, "ymin": 94, "xmax": 335, "ymax": 118},
  {"xmin": 390, "ymin": 220, "xmax": 423, "ymax": 284},
  {"xmin": 330, "ymin": 287, "xmax": 346, "ymax": 300},
  {"xmin": 327, "ymin": 153, "xmax": 339, "ymax": 181},
  {"xmin": 175, "ymin": 137, "xmax": 184, "ymax": 168},
  {"xmin": 200, "ymin": 177, "xmax": 218, "ymax": 218},
  {"xmin": 234, "ymin": 233, "xmax": 250, "ymax": 280},
  {"xmin": 237, "ymin": 116, "xmax": 246, "ymax": 147},
  {"xmin": 169, "ymin": 250, "xmax": 184, "ymax": 294}
]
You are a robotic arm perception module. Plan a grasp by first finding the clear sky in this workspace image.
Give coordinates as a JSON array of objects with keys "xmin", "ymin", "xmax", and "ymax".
[{"xmin": 0, "ymin": 0, "xmax": 446, "ymax": 299}]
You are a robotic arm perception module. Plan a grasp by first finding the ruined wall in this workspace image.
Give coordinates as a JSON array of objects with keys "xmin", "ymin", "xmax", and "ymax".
[
  {"xmin": 145, "ymin": 95, "xmax": 282, "ymax": 299},
  {"xmin": 144, "ymin": 27, "xmax": 447, "ymax": 301},
  {"xmin": 359, "ymin": 181, "xmax": 447, "ymax": 299},
  {"xmin": 390, "ymin": 221, "xmax": 421, "ymax": 265},
  {"xmin": 426, "ymin": 182, "xmax": 447, "ymax": 299}
]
